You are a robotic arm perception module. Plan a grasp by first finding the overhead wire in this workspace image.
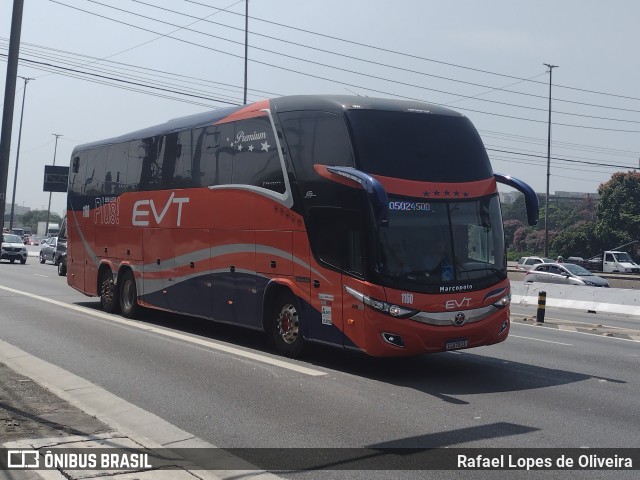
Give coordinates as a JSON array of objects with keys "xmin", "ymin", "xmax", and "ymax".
[
  {"xmin": 183, "ymin": 0, "xmax": 640, "ymax": 103},
  {"xmin": 44, "ymin": 1, "xmax": 640, "ymax": 133},
  {"xmin": 5, "ymin": 1, "xmax": 636, "ymax": 180},
  {"xmin": 70, "ymin": 0, "xmax": 640, "ymax": 126}
]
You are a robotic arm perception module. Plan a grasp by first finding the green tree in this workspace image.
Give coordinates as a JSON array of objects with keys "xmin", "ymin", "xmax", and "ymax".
[
  {"xmin": 552, "ymin": 220, "xmax": 601, "ymax": 258},
  {"xmin": 22, "ymin": 209, "xmax": 63, "ymax": 234},
  {"xmin": 594, "ymin": 171, "xmax": 640, "ymax": 248}
]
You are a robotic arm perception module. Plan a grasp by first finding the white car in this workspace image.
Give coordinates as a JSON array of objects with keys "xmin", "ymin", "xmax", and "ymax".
[
  {"xmin": 1, "ymin": 233, "xmax": 28, "ymax": 264},
  {"xmin": 516, "ymin": 256, "xmax": 554, "ymax": 271}
]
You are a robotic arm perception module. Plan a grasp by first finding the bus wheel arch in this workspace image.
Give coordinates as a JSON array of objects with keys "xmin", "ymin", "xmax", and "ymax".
[
  {"xmin": 264, "ymin": 283, "xmax": 306, "ymax": 358},
  {"xmin": 118, "ymin": 267, "xmax": 140, "ymax": 319},
  {"xmin": 98, "ymin": 264, "xmax": 119, "ymax": 313}
]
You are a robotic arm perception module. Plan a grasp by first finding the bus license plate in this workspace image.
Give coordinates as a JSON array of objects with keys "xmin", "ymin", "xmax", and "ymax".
[{"xmin": 446, "ymin": 339, "xmax": 468, "ymax": 350}]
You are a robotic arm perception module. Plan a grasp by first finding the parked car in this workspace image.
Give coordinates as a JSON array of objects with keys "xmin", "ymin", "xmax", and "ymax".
[
  {"xmin": 1, "ymin": 233, "xmax": 28, "ymax": 264},
  {"xmin": 516, "ymin": 256, "xmax": 555, "ymax": 271},
  {"xmin": 524, "ymin": 262, "xmax": 610, "ymax": 287},
  {"xmin": 39, "ymin": 237, "xmax": 58, "ymax": 264}
]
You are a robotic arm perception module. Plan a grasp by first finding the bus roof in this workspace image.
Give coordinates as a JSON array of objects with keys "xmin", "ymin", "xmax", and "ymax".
[{"xmin": 71, "ymin": 95, "xmax": 464, "ymax": 154}]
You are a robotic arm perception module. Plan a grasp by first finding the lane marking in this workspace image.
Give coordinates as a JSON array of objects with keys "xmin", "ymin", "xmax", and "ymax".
[
  {"xmin": 512, "ymin": 311, "xmax": 640, "ymax": 332},
  {"xmin": 512, "ymin": 321, "xmax": 640, "ymax": 343},
  {"xmin": 0, "ymin": 339, "xmax": 276, "ymax": 480},
  {"xmin": 0, "ymin": 284, "xmax": 326, "ymax": 377},
  {"xmin": 33, "ymin": 273, "xmax": 48, "ymax": 278},
  {"xmin": 509, "ymin": 334, "xmax": 573, "ymax": 346}
]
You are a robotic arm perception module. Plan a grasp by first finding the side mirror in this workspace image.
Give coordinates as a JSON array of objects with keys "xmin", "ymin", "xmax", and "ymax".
[{"xmin": 494, "ymin": 173, "xmax": 539, "ymax": 226}]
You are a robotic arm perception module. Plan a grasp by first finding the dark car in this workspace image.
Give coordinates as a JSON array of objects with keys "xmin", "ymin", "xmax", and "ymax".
[{"xmin": 524, "ymin": 263, "xmax": 609, "ymax": 287}]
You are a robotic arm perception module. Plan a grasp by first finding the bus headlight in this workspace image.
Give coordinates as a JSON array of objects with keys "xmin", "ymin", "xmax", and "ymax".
[
  {"xmin": 344, "ymin": 286, "xmax": 418, "ymax": 319},
  {"xmin": 492, "ymin": 292, "xmax": 511, "ymax": 309}
]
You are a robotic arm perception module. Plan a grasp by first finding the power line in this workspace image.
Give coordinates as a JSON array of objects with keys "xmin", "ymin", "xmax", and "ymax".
[
  {"xmin": 183, "ymin": 0, "xmax": 640, "ymax": 103},
  {"xmin": 44, "ymin": 1, "xmax": 640, "ymax": 133},
  {"xmin": 486, "ymin": 148, "xmax": 638, "ymax": 170},
  {"xmin": 76, "ymin": 0, "xmax": 640, "ymax": 123}
]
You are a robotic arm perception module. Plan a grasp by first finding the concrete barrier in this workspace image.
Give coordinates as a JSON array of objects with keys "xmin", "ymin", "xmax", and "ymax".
[{"xmin": 511, "ymin": 281, "xmax": 640, "ymax": 317}]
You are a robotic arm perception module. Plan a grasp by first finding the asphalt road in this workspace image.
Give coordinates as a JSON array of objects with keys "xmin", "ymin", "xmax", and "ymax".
[{"xmin": 1, "ymin": 260, "xmax": 639, "ymax": 479}]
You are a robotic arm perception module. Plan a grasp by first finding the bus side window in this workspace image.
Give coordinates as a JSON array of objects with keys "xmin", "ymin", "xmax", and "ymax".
[
  {"xmin": 201, "ymin": 123, "xmax": 233, "ymax": 186},
  {"xmin": 232, "ymin": 117, "xmax": 285, "ymax": 193},
  {"xmin": 69, "ymin": 152, "xmax": 87, "ymax": 195},
  {"xmin": 278, "ymin": 111, "xmax": 354, "ymax": 182},
  {"xmin": 176, "ymin": 128, "xmax": 205, "ymax": 188},
  {"xmin": 308, "ymin": 207, "xmax": 364, "ymax": 277},
  {"xmin": 85, "ymin": 147, "xmax": 107, "ymax": 195},
  {"xmin": 107, "ymin": 143, "xmax": 130, "ymax": 194},
  {"xmin": 139, "ymin": 135, "xmax": 165, "ymax": 190}
]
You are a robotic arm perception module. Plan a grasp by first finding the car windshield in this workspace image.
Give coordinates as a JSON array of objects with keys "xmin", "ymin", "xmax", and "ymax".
[
  {"xmin": 563, "ymin": 264, "xmax": 593, "ymax": 276},
  {"xmin": 614, "ymin": 252, "xmax": 634, "ymax": 263},
  {"xmin": 3, "ymin": 234, "xmax": 22, "ymax": 243},
  {"xmin": 376, "ymin": 194, "xmax": 505, "ymax": 292}
]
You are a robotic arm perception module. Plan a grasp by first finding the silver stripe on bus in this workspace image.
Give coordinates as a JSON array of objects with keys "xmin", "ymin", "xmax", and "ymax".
[{"xmin": 409, "ymin": 305, "xmax": 496, "ymax": 326}]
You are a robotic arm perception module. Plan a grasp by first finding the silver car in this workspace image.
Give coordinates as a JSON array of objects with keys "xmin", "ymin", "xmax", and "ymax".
[{"xmin": 524, "ymin": 263, "xmax": 609, "ymax": 287}]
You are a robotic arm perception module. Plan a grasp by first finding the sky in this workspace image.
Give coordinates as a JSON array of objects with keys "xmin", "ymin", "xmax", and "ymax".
[{"xmin": 2, "ymin": 0, "xmax": 640, "ymax": 217}]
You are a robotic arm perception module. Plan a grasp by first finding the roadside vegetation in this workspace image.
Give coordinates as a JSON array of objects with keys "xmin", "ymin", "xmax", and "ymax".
[{"xmin": 502, "ymin": 171, "xmax": 640, "ymax": 261}]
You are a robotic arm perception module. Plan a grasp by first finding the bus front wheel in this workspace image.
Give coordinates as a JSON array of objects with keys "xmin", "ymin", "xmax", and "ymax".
[
  {"xmin": 99, "ymin": 268, "xmax": 119, "ymax": 313},
  {"xmin": 119, "ymin": 269, "xmax": 140, "ymax": 319},
  {"xmin": 271, "ymin": 292, "xmax": 305, "ymax": 358}
]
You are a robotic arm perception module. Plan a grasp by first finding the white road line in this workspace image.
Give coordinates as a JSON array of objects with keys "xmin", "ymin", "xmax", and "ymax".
[
  {"xmin": 512, "ymin": 321, "xmax": 640, "ymax": 343},
  {"xmin": 33, "ymin": 274, "xmax": 48, "ymax": 278},
  {"xmin": 0, "ymin": 339, "xmax": 279, "ymax": 480},
  {"xmin": 0, "ymin": 284, "xmax": 326, "ymax": 377},
  {"xmin": 509, "ymin": 335, "xmax": 573, "ymax": 346}
]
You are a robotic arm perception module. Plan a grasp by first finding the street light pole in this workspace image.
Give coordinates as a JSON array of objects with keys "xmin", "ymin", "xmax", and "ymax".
[
  {"xmin": 243, "ymin": 0, "xmax": 249, "ymax": 104},
  {"xmin": 9, "ymin": 76, "xmax": 33, "ymax": 230},
  {"xmin": 543, "ymin": 63, "xmax": 558, "ymax": 258},
  {"xmin": 45, "ymin": 133, "xmax": 62, "ymax": 235}
]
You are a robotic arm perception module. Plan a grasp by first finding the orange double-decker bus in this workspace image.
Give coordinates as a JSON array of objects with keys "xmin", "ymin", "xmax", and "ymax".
[{"xmin": 66, "ymin": 95, "xmax": 538, "ymax": 357}]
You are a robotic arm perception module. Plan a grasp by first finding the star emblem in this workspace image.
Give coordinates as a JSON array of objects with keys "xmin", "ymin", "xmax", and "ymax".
[
  {"xmin": 261, "ymin": 141, "xmax": 271, "ymax": 152},
  {"xmin": 237, "ymin": 144, "xmax": 243, "ymax": 151},
  {"xmin": 434, "ymin": 190, "xmax": 440, "ymax": 196},
  {"xmin": 423, "ymin": 191, "xmax": 430, "ymax": 197},
  {"xmin": 248, "ymin": 144, "xmax": 254, "ymax": 151}
]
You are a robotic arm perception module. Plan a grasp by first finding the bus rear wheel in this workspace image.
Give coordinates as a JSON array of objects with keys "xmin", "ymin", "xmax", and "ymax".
[
  {"xmin": 99, "ymin": 268, "xmax": 119, "ymax": 313},
  {"xmin": 271, "ymin": 292, "xmax": 305, "ymax": 358},
  {"xmin": 119, "ymin": 269, "xmax": 140, "ymax": 319}
]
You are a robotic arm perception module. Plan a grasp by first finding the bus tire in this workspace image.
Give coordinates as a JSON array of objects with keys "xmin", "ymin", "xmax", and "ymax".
[
  {"xmin": 119, "ymin": 269, "xmax": 140, "ymax": 319},
  {"xmin": 271, "ymin": 291, "xmax": 305, "ymax": 358},
  {"xmin": 99, "ymin": 268, "xmax": 119, "ymax": 313}
]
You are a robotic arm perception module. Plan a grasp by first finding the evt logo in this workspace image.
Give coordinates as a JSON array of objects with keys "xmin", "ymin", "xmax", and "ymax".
[{"xmin": 132, "ymin": 192, "xmax": 189, "ymax": 227}]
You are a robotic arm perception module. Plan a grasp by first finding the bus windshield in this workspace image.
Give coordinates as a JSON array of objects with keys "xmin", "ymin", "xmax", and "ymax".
[
  {"xmin": 346, "ymin": 109, "xmax": 492, "ymax": 182},
  {"xmin": 376, "ymin": 195, "xmax": 506, "ymax": 293}
]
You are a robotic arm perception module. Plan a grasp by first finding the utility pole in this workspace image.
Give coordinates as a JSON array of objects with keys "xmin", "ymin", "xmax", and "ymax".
[
  {"xmin": 0, "ymin": 0, "xmax": 25, "ymax": 230},
  {"xmin": 243, "ymin": 0, "xmax": 249, "ymax": 104},
  {"xmin": 9, "ymin": 76, "xmax": 34, "ymax": 229},
  {"xmin": 543, "ymin": 63, "xmax": 558, "ymax": 258},
  {"xmin": 45, "ymin": 134, "xmax": 62, "ymax": 235}
]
